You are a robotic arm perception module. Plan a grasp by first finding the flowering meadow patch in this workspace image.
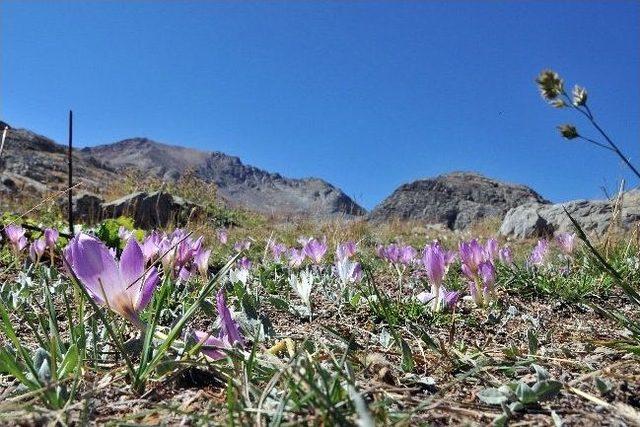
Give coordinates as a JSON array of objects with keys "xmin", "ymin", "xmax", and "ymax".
[{"xmin": 1, "ymin": 218, "xmax": 639, "ymax": 425}]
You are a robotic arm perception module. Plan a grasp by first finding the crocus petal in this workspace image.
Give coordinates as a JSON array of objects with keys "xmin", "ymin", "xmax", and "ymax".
[
  {"xmin": 119, "ymin": 238, "xmax": 145, "ymax": 293},
  {"xmin": 44, "ymin": 228, "xmax": 59, "ymax": 248},
  {"xmin": 71, "ymin": 234, "xmax": 122, "ymax": 301},
  {"xmin": 193, "ymin": 330, "xmax": 227, "ymax": 360},
  {"xmin": 217, "ymin": 290, "xmax": 244, "ymax": 346},
  {"xmin": 443, "ymin": 290, "xmax": 460, "ymax": 308},
  {"xmin": 135, "ymin": 267, "xmax": 159, "ymax": 311}
]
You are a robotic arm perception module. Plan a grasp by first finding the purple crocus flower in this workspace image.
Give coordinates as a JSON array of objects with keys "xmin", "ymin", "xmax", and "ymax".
[
  {"xmin": 529, "ymin": 239, "xmax": 549, "ymax": 267},
  {"xmin": 194, "ymin": 247, "xmax": 212, "ymax": 276},
  {"xmin": 4, "ymin": 225, "xmax": 27, "ymax": 253},
  {"xmin": 422, "ymin": 243, "xmax": 447, "ymax": 287},
  {"xmin": 288, "ymin": 248, "xmax": 306, "ymax": 268},
  {"xmin": 498, "ymin": 246, "xmax": 513, "ymax": 265},
  {"xmin": 237, "ymin": 256, "xmax": 252, "ymax": 271},
  {"xmin": 118, "ymin": 226, "xmax": 134, "ymax": 242},
  {"xmin": 399, "ymin": 245, "xmax": 417, "ymax": 265},
  {"xmin": 336, "ymin": 241, "xmax": 357, "ymax": 261},
  {"xmin": 178, "ymin": 265, "xmax": 193, "ymax": 283},
  {"xmin": 478, "ymin": 261, "xmax": 496, "ymax": 303},
  {"xmin": 233, "ymin": 239, "xmax": 251, "ymax": 252},
  {"xmin": 193, "ymin": 290, "xmax": 245, "ymax": 360},
  {"xmin": 141, "ymin": 231, "xmax": 162, "ymax": 263},
  {"xmin": 216, "ymin": 229, "xmax": 228, "ymax": 245},
  {"xmin": 555, "ymin": 232, "xmax": 576, "ymax": 255},
  {"xmin": 29, "ymin": 238, "xmax": 46, "ymax": 264},
  {"xmin": 269, "ymin": 241, "xmax": 288, "ymax": 262},
  {"xmin": 378, "ymin": 243, "xmax": 416, "ymax": 265},
  {"xmin": 63, "ymin": 233, "xmax": 160, "ymax": 328},
  {"xmin": 422, "ymin": 242, "xmax": 450, "ymax": 311},
  {"xmin": 417, "ymin": 286, "xmax": 460, "ymax": 310},
  {"xmin": 44, "ymin": 228, "xmax": 59, "ymax": 249},
  {"xmin": 383, "ymin": 244, "xmax": 401, "ymax": 264},
  {"xmin": 459, "ymin": 239, "xmax": 486, "ymax": 278},
  {"xmin": 444, "ymin": 249, "xmax": 458, "ymax": 267},
  {"xmin": 484, "ymin": 238, "xmax": 499, "ymax": 261},
  {"xmin": 303, "ymin": 238, "xmax": 328, "ymax": 264}
]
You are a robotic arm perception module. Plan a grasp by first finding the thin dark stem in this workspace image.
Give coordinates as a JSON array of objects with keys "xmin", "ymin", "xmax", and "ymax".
[
  {"xmin": 562, "ymin": 92, "xmax": 640, "ymax": 180},
  {"xmin": 578, "ymin": 136, "xmax": 615, "ymax": 152},
  {"xmin": 68, "ymin": 111, "xmax": 74, "ymax": 235}
]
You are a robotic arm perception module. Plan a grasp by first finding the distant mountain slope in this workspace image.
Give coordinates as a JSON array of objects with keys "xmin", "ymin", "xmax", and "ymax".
[
  {"xmin": 79, "ymin": 138, "xmax": 365, "ymax": 217},
  {"xmin": 0, "ymin": 122, "xmax": 365, "ymax": 217},
  {"xmin": 0, "ymin": 121, "xmax": 116, "ymax": 196},
  {"xmin": 368, "ymin": 172, "xmax": 549, "ymax": 229}
]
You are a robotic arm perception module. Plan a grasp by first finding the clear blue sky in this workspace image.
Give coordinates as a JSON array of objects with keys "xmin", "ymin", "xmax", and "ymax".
[{"xmin": 1, "ymin": 1, "xmax": 638, "ymax": 209}]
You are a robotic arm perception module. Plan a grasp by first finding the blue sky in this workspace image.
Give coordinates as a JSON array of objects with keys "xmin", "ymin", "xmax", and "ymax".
[{"xmin": 1, "ymin": 1, "xmax": 638, "ymax": 210}]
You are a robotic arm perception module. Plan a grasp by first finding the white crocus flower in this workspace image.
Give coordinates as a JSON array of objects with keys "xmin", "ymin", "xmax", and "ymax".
[
  {"xmin": 289, "ymin": 270, "xmax": 315, "ymax": 318},
  {"xmin": 229, "ymin": 268, "xmax": 250, "ymax": 286},
  {"xmin": 335, "ymin": 258, "xmax": 359, "ymax": 285}
]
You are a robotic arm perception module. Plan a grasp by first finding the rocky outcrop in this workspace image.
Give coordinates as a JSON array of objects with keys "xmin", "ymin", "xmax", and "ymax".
[
  {"xmin": 101, "ymin": 191, "xmax": 203, "ymax": 229},
  {"xmin": 72, "ymin": 193, "xmax": 105, "ymax": 223},
  {"xmin": 499, "ymin": 190, "xmax": 640, "ymax": 238},
  {"xmin": 368, "ymin": 172, "xmax": 548, "ymax": 230}
]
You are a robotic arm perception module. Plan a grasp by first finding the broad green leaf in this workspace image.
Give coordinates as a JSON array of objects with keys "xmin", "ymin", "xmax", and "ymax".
[
  {"xmin": 531, "ymin": 363, "xmax": 550, "ymax": 381},
  {"xmin": 515, "ymin": 381, "xmax": 538, "ymax": 404},
  {"xmin": 478, "ymin": 388, "xmax": 509, "ymax": 405},
  {"xmin": 532, "ymin": 380, "xmax": 562, "ymax": 401},
  {"xmin": 57, "ymin": 344, "xmax": 78, "ymax": 378},
  {"xmin": 400, "ymin": 338, "xmax": 414, "ymax": 372}
]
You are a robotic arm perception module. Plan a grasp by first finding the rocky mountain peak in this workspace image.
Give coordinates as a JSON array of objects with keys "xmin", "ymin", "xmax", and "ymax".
[{"xmin": 368, "ymin": 171, "xmax": 548, "ymax": 229}]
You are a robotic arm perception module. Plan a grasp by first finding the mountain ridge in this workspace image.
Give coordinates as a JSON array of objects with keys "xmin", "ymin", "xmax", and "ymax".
[{"xmin": 1, "ymin": 122, "xmax": 366, "ymax": 217}]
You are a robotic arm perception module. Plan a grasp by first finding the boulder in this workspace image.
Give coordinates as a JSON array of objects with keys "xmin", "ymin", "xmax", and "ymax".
[
  {"xmin": 369, "ymin": 172, "xmax": 548, "ymax": 230},
  {"xmin": 500, "ymin": 190, "xmax": 640, "ymax": 238},
  {"xmin": 101, "ymin": 191, "xmax": 203, "ymax": 229},
  {"xmin": 72, "ymin": 192, "xmax": 105, "ymax": 224}
]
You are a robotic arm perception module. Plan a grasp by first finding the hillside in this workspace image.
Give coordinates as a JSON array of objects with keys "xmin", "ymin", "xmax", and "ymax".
[{"xmin": 0, "ymin": 122, "xmax": 365, "ymax": 218}]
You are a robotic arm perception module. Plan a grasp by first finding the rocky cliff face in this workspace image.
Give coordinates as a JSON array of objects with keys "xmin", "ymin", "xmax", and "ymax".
[
  {"xmin": 368, "ymin": 172, "xmax": 548, "ymax": 230},
  {"xmin": 0, "ymin": 123, "xmax": 365, "ymax": 218}
]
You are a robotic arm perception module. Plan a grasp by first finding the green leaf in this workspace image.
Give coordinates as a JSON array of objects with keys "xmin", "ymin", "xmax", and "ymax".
[
  {"xmin": 509, "ymin": 401, "xmax": 524, "ymax": 412},
  {"xmin": 57, "ymin": 344, "xmax": 78, "ymax": 378},
  {"xmin": 551, "ymin": 409, "xmax": 564, "ymax": 427},
  {"xmin": 492, "ymin": 413, "xmax": 509, "ymax": 427},
  {"xmin": 527, "ymin": 329, "xmax": 538, "ymax": 355},
  {"xmin": 0, "ymin": 348, "xmax": 38, "ymax": 390},
  {"xmin": 532, "ymin": 380, "xmax": 562, "ymax": 401},
  {"xmin": 515, "ymin": 381, "xmax": 538, "ymax": 405},
  {"xmin": 594, "ymin": 377, "xmax": 612, "ymax": 395},
  {"xmin": 400, "ymin": 338, "xmax": 414, "ymax": 372},
  {"xmin": 269, "ymin": 296, "xmax": 290, "ymax": 311},
  {"xmin": 531, "ymin": 364, "xmax": 550, "ymax": 381},
  {"xmin": 478, "ymin": 388, "xmax": 509, "ymax": 405}
]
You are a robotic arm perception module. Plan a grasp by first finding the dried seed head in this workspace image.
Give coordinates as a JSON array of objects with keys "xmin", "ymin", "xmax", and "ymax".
[
  {"xmin": 536, "ymin": 69, "xmax": 564, "ymax": 101},
  {"xmin": 572, "ymin": 85, "xmax": 588, "ymax": 106},
  {"xmin": 557, "ymin": 124, "xmax": 579, "ymax": 140}
]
